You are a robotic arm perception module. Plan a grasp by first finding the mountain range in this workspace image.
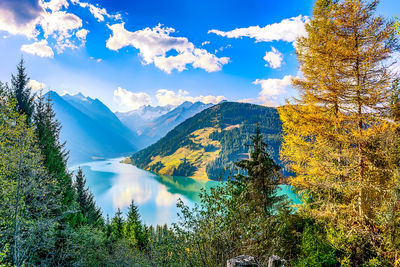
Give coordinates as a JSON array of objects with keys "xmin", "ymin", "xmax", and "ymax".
[
  {"xmin": 115, "ymin": 105, "xmax": 174, "ymax": 136},
  {"xmin": 49, "ymin": 91, "xmax": 214, "ymax": 164},
  {"xmin": 116, "ymin": 101, "xmax": 214, "ymax": 148},
  {"xmin": 49, "ymin": 91, "xmax": 282, "ymax": 179},
  {"xmin": 128, "ymin": 102, "xmax": 282, "ymax": 180}
]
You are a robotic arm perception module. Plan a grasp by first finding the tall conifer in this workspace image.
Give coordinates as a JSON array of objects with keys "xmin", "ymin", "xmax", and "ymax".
[
  {"xmin": 10, "ymin": 58, "xmax": 34, "ymax": 123},
  {"xmin": 111, "ymin": 209, "xmax": 124, "ymax": 241},
  {"xmin": 34, "ymin": 93, "xmax": 74, "ymax": 206},
  {"xmin": 279, "ymin": 0, "xmax": 399, "ymax": 263},
  {"xmin": 235, "ymin": 125, "xmax": 283, "ymax": 215},
  {"xmin": 124, "ymin": 200, "xmax": 148, "ymax": 250},
  {"xmin": 74, "ymin": 168, "xmax": 103, "ymax": 227}
]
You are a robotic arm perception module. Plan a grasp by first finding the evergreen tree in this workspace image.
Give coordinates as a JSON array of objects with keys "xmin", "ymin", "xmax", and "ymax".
[
  {"xmin": 111, "ymin": 209, "xmax": 124, "ymax": 241},
  {"xmin": 235, "ymin": 125, "xmax": 283, "ymax": 215},
  {"xmin": 33, "ymin": 94, "xmax": 78, "ymax": 265},
  {"xmin": 279, "ymin": 0, "xmax": 399, "ymax": 264},
  {"xmin": 124, "ymin": 200, "xmax": 148, "ymax": 250},
  {"xmin": 73, "ymin": 167, "xmax": 103, "ymax": 227},
  {"xmin": 0, "ymin": 95, "xmax": 60, "ymax": 266},
  {"xmin": 34, "ymin": 93, "xmax": 75, "ymax": 206},
  {"xmin": 10, "ymin": 58, "xmax": 34, "ymax": 123}
]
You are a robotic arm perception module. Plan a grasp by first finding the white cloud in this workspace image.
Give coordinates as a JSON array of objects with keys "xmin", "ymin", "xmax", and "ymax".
[
  {"xmin": 106, "ymin": 23, "xmax": 229, "ymax": 73},
  {"xmin": 39, "ymin": 10, "xmax": 84, "ymax": 52},
  {"xmin": 76, "ymin": 28, "xmax": 88, "ymax": 39},
  {"xmin": 264, "ymin": 47, "xmax": 283, "ymax": 69},
  {"xmin": 21, "ymin": 40, "xmax": 54, "ymax": 58},
  {"xmin": 28, "ymin": 79, "xmax": 46, "ymax": 91},
  {"xmin": 0, "ymin": 1, "xmax": 43, "ymax": 38},
  {"xmin": 114, "ymin": 87, "xmax": 152, "ymax": 110},
  {"xmin": 209, "ymin": 15, "xmax": 308, "ymax": 43},
  {"xmin": 71, "ymin": 0, "xmax": 121, "ymax": 22},
  {"xmin": 41, "ymin": 0, "xmax": 69, "ymax": 12},
  {"xmin": 0, "ymin": 16, "xmax": 39, "ymax": 38},
  {"xmin": 253, "ymin": 75, "xmax": 293, "ymax": 106},
  {"xmin": 40, "ymin": 11, "xmax": 82, "ymax": 38},
  {"xmin": 0, "ymin": 0, "xmax": 106, "ymax": 56},
  {"xmin": 201, "ymin": 41, "xmax": 210, "ymax": 46},
  {"xmin": 156, "ymin": 89, "xmax": 225, "ymax": 106}
]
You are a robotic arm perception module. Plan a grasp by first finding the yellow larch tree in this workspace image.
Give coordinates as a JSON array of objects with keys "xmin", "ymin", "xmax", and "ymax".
[{"xmin": 279, "ymin": 0, "xmax": 399, "ymax": 263}]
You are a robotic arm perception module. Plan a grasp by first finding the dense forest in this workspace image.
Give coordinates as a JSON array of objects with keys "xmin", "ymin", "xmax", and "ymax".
[
  {"xmin": 130, "ymin": 102, "xmax": 283, "ymax": 180},
  {"xmin": 1, "ymin": 0, "xmax": 400, "ymax": 266}
]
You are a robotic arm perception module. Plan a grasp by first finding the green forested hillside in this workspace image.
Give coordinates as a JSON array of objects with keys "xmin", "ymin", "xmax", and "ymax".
[{"xmin": 129, "ymin": 102, "xmax": 282, "ymax": 180}]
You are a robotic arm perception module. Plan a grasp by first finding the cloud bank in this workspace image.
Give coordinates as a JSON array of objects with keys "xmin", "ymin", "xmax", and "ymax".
[
  {"xmin": 0, "ymin": 0, "xmax": 121, "ymax": 57},
  {"xmin": 106, "ymin": 23, "xmax": 229, "ymax": 73},
  {"xmin": 209, "ymin": 15, "xmax": 309, "ymax": 43}
]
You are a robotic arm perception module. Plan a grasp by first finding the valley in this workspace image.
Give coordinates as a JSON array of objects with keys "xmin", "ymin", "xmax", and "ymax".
[{"xmin": 129, "ymin": 102, "xmax": 283, "ymax": 180}]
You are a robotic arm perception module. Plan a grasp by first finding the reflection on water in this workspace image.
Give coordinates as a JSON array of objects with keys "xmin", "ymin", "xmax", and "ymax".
[
  {"xmin": 70, "ymin": 158, "xmax": 217, "ymax": 225},
  {"xmin": 70, "ymin": 158, "xmax": 299, "ymax": 226},
  {"xmin": 154, "ymin": 175, "xmax": 218, "ymax": 202}
]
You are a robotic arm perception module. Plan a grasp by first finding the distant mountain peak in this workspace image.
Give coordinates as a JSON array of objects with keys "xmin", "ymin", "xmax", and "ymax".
[
  {"xmin": 46, "ymin": 90, "xmax": 138, "ymax": 164},
  {"xmin": 74, "ymin": 92, "xmax": 85, "ymax": 98}
]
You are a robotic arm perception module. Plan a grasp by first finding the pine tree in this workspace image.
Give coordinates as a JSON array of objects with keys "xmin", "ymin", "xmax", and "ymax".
[
  {"xmin": 33, "ymin": 94, "xmax": 79, "ymax": 264},
  {"xmin": 74, "ymin": 168, "xmax": 103, "ymax": 227},
  {"xmin": 111, "ymin": 209, "xmax": 124, "ymax": 241},
  {"xmin": 10, "ymin": 58, "xmax": 34, "ymax": 123},
  {"xmin": 235, "ymin": 125, "xmax": 283, "ymax": 215},
  {"xmin": 278, "ymin": 0, "xmax": 399, "ymax": 263},
  {"xmin": 124, "ymin": 200, "xmax": 148, "ymax": 250},
  {"xmin": 34, "ymin": 93, "xmax": 75, "ymax": 206}
]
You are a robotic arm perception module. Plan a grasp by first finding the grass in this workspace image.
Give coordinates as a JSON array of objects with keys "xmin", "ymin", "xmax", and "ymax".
[{"xmin": 147, "ymin": 127, "xmax": 222, "ymax": 180}]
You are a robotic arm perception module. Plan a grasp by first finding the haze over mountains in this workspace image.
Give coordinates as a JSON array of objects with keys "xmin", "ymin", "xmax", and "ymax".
[
  {"xmin": 48, "ymin": 91, "xmax": 138, "ymax": 164},
  {"xmin": 115, "ymin": 105, "xmax": 174, "ymax": 136},
  {"xmin": 48, "ymin": 91, "xmax": 217, "ymax": 164},
  {"xmin": 117, "ymin": 101, "xmax": 214, "ymax": 147}
]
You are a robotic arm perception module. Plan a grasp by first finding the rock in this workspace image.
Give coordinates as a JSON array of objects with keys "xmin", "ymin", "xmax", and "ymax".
[
  {"xmin": 227, "ymin": 255, "xmax": 258, "ymax": 267},
  {"xmin": 267, "ymin": 255, "xmax": 287, "ymax": 267}
]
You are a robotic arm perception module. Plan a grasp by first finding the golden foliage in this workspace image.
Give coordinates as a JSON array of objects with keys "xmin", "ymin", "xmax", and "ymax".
[{"xmin": 279, "ymin": 0, "xmax": 399, "ymax": 262}]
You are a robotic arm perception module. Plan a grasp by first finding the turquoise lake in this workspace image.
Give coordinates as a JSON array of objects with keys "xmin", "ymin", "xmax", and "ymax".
[{"xmin": 70, "ymin": 158, "xmax": 299, "ymax": 226}]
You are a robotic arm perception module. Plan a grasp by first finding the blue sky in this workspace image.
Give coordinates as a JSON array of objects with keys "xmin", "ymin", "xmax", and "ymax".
[{"xmin": 0, "ymin": 0, "xmax": 398, "ymax": 112}]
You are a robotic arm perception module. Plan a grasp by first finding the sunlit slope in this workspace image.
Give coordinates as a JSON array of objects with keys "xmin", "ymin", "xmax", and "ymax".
[{"xmin": 129, "ymin": 102, "xmax": 282, "ymax": 180}]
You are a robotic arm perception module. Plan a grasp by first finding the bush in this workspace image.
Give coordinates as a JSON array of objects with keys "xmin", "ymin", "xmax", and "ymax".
[{"xmin": 295, "ymin": 224, "xmax": 338, "ymax": 266}]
